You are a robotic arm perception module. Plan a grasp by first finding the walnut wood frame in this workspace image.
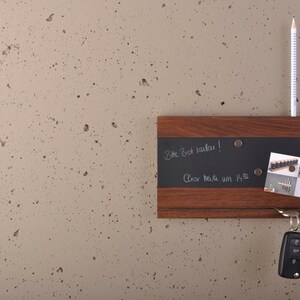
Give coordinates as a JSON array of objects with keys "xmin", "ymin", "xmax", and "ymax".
[{"xmin": 157, "ymin": 116, "xmax": 300, "ymax": 218}]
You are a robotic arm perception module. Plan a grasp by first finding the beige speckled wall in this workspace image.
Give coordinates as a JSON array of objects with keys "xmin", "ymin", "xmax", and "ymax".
[{"xmin": 1, "ymin": 0, "xmax": 300, "ymax": 299}]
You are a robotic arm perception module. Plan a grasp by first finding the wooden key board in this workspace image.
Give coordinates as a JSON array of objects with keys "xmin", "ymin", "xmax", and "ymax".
[{"xmin": 157, "ymin": 116, "xmax": 300, "ymax": 218}]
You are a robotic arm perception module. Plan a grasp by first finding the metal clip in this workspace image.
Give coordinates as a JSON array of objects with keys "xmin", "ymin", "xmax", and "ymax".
[{"xmin": 275, "ymin": 208, "xmax": 300, "ymax": 231}]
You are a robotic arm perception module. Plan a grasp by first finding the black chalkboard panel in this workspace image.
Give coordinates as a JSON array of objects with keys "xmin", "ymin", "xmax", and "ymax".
[{"xmin": 158, "ymin": 137, "xmax": 300, "ymax": 188}]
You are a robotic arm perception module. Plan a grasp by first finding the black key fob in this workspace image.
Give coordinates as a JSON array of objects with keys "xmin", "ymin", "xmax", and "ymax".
[{"xmin": 279, "ymin": 231, "xmax": 300, "ymax": 279}]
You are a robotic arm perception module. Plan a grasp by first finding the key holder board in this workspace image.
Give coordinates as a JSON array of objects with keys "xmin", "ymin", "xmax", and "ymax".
[{"xmin": 157, "ymin": 116, "xmax": 300, "ymax": 218}]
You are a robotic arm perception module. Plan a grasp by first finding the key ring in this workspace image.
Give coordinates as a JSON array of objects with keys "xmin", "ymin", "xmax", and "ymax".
[
  {"xmin": 290, "ymin": 215, "xmax": 300, "ymax": 231},
  {"xmin": 275, "ymin": 209, "xmax": 300, "ymax": 231}
]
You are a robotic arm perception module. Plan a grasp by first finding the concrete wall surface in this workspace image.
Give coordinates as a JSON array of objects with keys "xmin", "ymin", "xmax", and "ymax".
[{"xmin": 1, "ymin": 1, "xmax": 300, "ymax": 299}]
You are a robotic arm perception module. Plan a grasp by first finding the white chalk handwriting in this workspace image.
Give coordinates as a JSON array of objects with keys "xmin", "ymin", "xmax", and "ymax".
[
  {"xmin": 183, "ymin": 172, "xmax": 250, "ymax": 184},
  {"xmin": 163, "ymin": 140, "xmax": 221, "ymax": 161}
]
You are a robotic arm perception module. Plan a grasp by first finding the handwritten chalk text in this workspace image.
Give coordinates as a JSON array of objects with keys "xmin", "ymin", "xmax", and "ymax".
[
  {"xmin": 163, "ymin": 140, "xmax": 221, "ymax": 161},
  {"xmin": 183, "ymin": 172, "xmax": 249, "ymax": 184}
]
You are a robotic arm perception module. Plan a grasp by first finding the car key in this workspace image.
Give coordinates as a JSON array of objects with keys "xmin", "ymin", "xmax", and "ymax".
[{"xmin": 278, "ymin": 231, "xmax": 300, "ymax": 279}]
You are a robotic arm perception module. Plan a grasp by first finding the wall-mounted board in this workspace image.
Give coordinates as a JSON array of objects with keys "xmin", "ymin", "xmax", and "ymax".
[{"xmin": 157, "ymin": 116, "xmax": 300, "ymax": 218}]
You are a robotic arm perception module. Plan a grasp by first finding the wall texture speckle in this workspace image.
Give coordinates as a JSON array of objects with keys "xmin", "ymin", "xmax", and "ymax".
[{"xmin": 1, "ymin": 0, "xmax": 300, "ymax": 299}]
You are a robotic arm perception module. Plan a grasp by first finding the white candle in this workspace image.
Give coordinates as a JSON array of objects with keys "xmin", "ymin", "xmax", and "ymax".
[{"xmin": 291, "ymin": 17, "xmax": 297, "ymax": 117}]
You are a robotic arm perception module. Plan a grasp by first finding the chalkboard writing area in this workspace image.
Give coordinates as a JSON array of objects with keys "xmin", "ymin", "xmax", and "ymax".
[{"xmin": 158, "ymin": 137, "xmax": 300, "ymax": 188}]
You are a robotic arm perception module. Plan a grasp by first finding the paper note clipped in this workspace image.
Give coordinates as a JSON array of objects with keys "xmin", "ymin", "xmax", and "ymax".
[{"xmin": 264, "ymin": 152, "xmax": 300, "ymax": 197}]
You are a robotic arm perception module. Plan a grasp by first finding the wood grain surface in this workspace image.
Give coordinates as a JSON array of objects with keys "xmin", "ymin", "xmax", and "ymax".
[
  {"xmin": 158, "ymin": 116, "xmax": 300, "ymax": 137},
  {"xmin": 157, "ymin": 208, "xmax": 283, "ymax": 218}
]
